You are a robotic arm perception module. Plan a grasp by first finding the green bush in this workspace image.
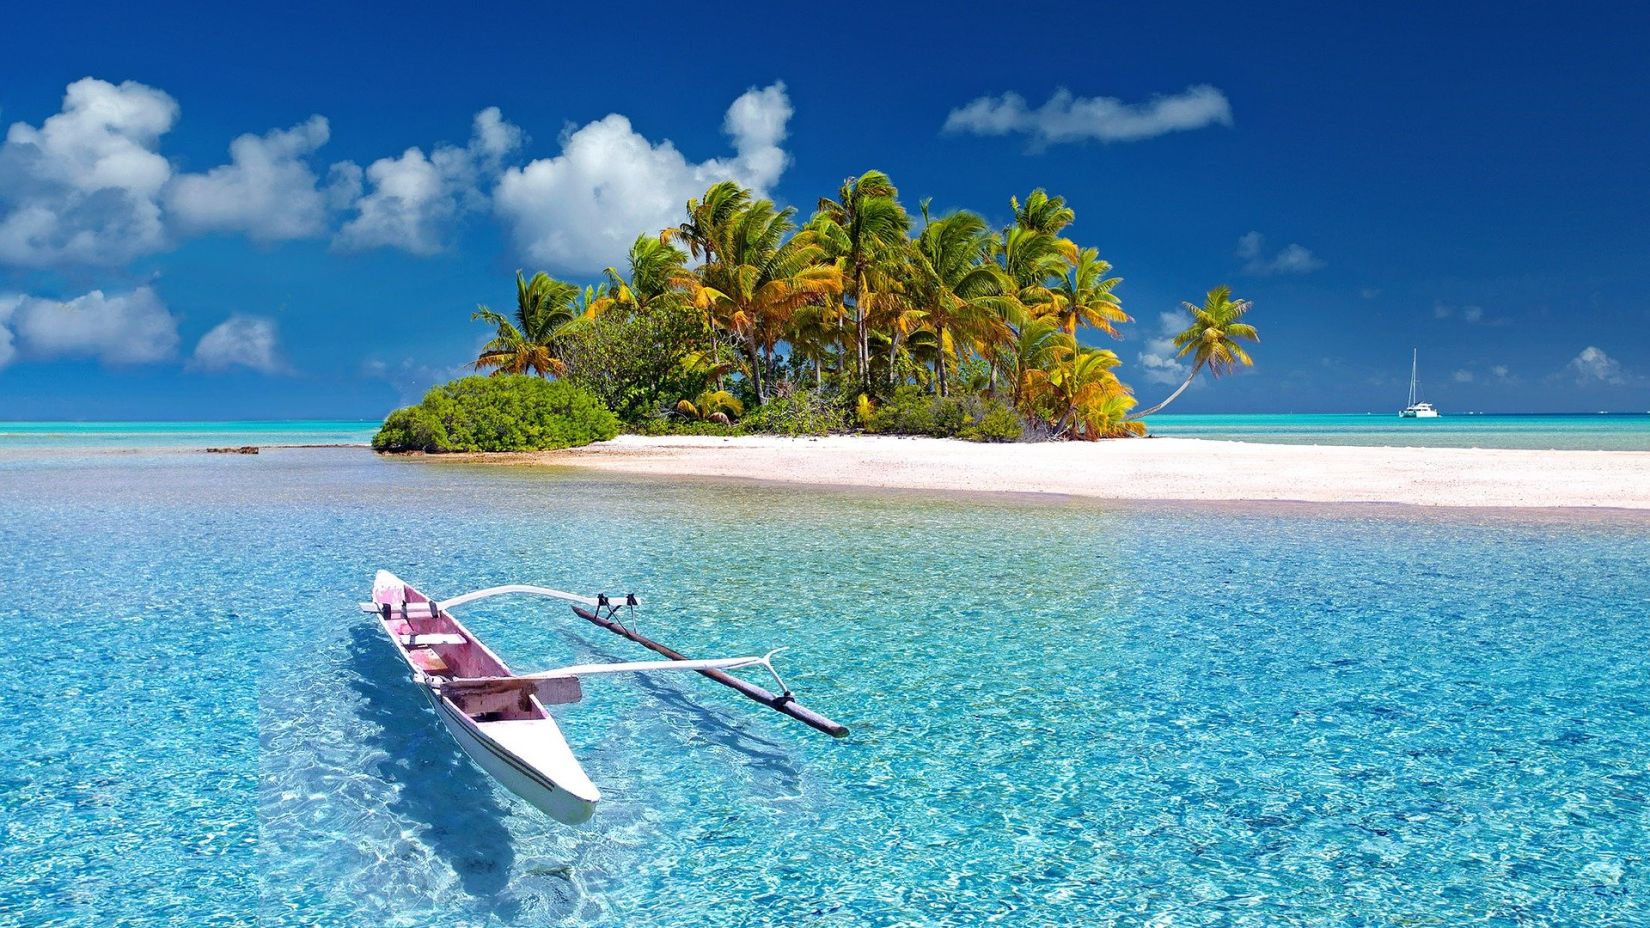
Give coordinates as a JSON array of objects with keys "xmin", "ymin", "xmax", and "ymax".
[
  {"xmin": 373, "ymin": 375, "xmax": 620, "ymax": 452},
  {"xmin": 866, "ymin": 386, "xmax": 937, "ymax": 435},
  {"xmin": 740, "ymin": 389, "xmax": 845, "ymax": 437},
  {"xmin": 867, "ymin": 385, "xmax": 1024, "ymax": 441},
  {"xmin": 959, "ymin": 402, "xmax": 1025, "ymax": 442},
  {"xmin": 628, "ymin": 417, "xmax": 742, "ymax": 437},
  {"xmin": 559, "ymin": 305, "xmax": 711, "ymax": 424}
]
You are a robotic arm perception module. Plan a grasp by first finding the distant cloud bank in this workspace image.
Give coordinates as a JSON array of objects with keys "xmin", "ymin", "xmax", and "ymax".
[
  {"xmin": 943, "ymin": 85, "xmax": 1232, "ymax": 147},
  {"xmin": 0, "ymin": 77, "xmax": 794, "ymax": 276}
]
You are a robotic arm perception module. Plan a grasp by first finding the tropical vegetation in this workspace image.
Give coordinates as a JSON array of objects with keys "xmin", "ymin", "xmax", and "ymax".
[
  {"xmin": 374, "ymin": 375, "xmax": 619, "ymax": 452},
  {"xmin": 442, "ymin": 172, "xmax": 1257, "ymax": 443}
]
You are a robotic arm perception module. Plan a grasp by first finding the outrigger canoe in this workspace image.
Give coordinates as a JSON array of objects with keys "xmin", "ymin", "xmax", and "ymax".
[{"xmin": 362, "ymin": 571, "xmax": 846, "ymax": 825}]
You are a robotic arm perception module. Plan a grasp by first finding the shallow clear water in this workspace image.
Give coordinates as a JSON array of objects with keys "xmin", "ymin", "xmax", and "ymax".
[
  {"xmin": 0, "ymin": 420, "xmax": 378, "ymax": 451},
  {"xmin": 4, "ymin": 448, "xmax": 1649, "ymax": 926},
  {"xmin": 1148, "ymin": 413, "xmax": 1650, "ymax": 451}
]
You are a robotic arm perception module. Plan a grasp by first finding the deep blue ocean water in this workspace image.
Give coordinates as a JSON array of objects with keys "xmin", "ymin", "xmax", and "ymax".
[{"xmin": 4, "ymin": 440, "xmax": 1649, "ymax": 926}]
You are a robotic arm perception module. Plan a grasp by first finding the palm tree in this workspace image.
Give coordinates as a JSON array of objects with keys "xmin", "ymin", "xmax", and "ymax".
[
  {"xmin": 1004, "ymin": 317, "xmax": 1072, "ymax": 413},
  {"xmin": 600, "ymin": 235, "xmax": 688, "ymax": 314},
  {"xmin": 908, "ymin": 209, "xmax": 1017, "ymax": 396},
  {"xmin": 809, "ymin": 170, "xmax": 910, "ymax": 391},
  {"xmin": 1129, "ymin": 285, "xmax": 1258, "ymax": 419},
  {"xmin": 1046, "ymin": 347, "xmax": 1127, "ymax": 439},
  {"xmin": 471, "ymin": 271, "xmax": 581, "ymax": 377},
  {"xmin": 688, "ymin": 195, "xmax": 841, "ymax": 401},
  {"xmin": 664, "ymin": 181, "xmax": 750, "ymax": 264},
  {"xmin": 1044, "ymin": 248, "xmax": 1127, "ymax": 339},
  {"xmin": 1012, "ymin": 188, "xmax": 1076, "ymax": 239}
]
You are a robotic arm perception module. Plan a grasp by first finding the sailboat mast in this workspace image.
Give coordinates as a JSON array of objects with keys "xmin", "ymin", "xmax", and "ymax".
[{"xmin": 1408, "ymin": 349, "xmax": 1418, "ymax": 407}]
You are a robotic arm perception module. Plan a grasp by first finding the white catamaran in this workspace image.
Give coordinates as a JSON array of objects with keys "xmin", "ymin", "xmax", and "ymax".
[
  {"xmin": 362, "ymin": 571, "xmax": 847, "ymax": 825},
  {"xmin": 1400, "ymin": 348, "xmax": 1440, "ymax": 418}
]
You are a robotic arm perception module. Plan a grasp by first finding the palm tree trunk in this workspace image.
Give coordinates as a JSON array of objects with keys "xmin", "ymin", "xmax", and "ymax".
[
  {"xmin": 1128, "ymin": 363, "xmax": 1201, "ymax": 420},
  {"xmin": 745, "ymin": 336, "xmax": 766, "ymax": 403}
]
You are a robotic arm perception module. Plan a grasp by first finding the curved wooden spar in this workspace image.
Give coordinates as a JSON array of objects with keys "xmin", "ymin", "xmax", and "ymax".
[{"xmin": 571, "ymin": 605, "xmax": 850, "ymax": 738}]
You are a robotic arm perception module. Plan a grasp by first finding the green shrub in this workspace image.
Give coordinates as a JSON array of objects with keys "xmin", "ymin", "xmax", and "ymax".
[
  {"xmin": 959, "ymin": 401, "xmax": 1025, "ymax": 442},
  {"xmin": 373, "ymin": 375, "xmax": 620, "ymax": 452},
  {"xmin": 559, "ymin": 305, "xmax": 711, "ymax": 424},
  {"xmin": 866, "ymin": 385, "xmax": 1024, "ymax": 441},
  {"xmin": 865, "ymin": 386, "xmax": 937, "ymax": 435},
  {"xmin": 740, "ymin": 389, "xmax": 845, "ymax": 437},
  {"xmin": 373, "ymin": 405, "xmax": 448, "ymax": 452},
  {"xmin": 629, "ymin": 417, "xmax": 742, "ymax": 437}
]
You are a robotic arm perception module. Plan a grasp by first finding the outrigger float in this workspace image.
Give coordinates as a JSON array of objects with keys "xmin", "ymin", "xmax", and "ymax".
[{"xmin": 362, "ymin": 571, "xmax": 847, "ymax": 825}]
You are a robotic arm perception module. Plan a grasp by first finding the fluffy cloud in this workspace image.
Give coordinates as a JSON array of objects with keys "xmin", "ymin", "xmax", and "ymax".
[
  {"xmin": 191, "ymin": 315, "xmax": 288, "ymax": 373},
  {"xmin": 3, "ymin": 287, "xmax": 178, "ymax": 365},
  {"xmin": 1452, "ymin": 369, "xmax": 1474, "ymax": 383},
  {"xmin": 1237, "ymin": 231, "xmax": 1323, "ymax": 275},
  {"xmin": 0, "ymin": 78, "xmax": 178, "ymax": 266},
  {"xmin": 1433, "ymin": 301, "xmax": 1486, "ymax": 323},
  {"xmin": 334, "ymin": 107, "xmax": 524, "ymax": 255},
  {"xmin": 944, "ymin": 85, "xmax": 1231, "ymax": 147},
  {"xmin": 0, "ymin": 297, "xmax": 17, "ymax": 367},
  {"xmin": 168, "ymin": 116, "xmax": 343, "ymax": 241},
  {"xmin": 1139, "ymin": 310, "xmax": 1191, "ymax": 385},
  {"xmin": 1568, "ymin": 346, "xmax": 1626, "ymax": 385},
  {"xmin": 495, "ymin": 82, "xmax": 793, "ymax": 272}
]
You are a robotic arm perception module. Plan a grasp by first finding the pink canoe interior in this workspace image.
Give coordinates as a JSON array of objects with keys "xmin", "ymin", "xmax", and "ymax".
[{"xmin": 373, "ymin": 577, "xmax": 545, "ymax": 722}]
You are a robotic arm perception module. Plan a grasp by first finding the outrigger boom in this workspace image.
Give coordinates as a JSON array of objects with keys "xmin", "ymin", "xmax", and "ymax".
[{"xmin": 361, "ymin": 571, "xmax": 846, "ymax": 825}]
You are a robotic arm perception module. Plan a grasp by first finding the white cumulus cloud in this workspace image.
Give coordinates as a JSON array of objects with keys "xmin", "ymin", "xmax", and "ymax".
[
  {"xmin": 191, "ymin": 315, "xmax": 288, "ymax": 373},
  {"xmin": 1568, "ymin": 346, "xmax": 1626, "ymax": 385},
  {"xmin": 334, "ymin": 106, "xmax": 524, "ymax": 255},
  {"xmin": 1139, "ymin": 310, "xmax": 1191, "ymax": 385},
  {"xmin": 5, "ymin": 286, "xmax": 178, "ymax": 364},
  {"xmin": 0, "ymin": 296, "xmax": 18, "ymax": 368},
  {"xmin": 168, "ymin": 116, "xmax": 341, "ymax": 241},
  {"xmin": 1237, "ymin": 231, "xmax": 1323, "ymax": 275},
  {"xmin": 0, "ymin": 78, "xmax": 179, "ymax": 266},
  {"xmin": 495, "ymin": 82, "xmax": 793, "ymax": 273},
  {"xmin": 944, "ymin": 85, "xmax": 1231, "ymax": 147}
]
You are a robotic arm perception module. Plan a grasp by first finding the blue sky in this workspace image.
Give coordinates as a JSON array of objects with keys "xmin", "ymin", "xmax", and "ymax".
[{"xmin": 1, "ymin": 0, "xmax": 1646, "ymax": 418}]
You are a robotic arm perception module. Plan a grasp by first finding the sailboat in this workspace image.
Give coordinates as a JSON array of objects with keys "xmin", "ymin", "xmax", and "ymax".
[{"xmin": 1399, "ymin": 348, "xmax": 1440, "ymax": 418}]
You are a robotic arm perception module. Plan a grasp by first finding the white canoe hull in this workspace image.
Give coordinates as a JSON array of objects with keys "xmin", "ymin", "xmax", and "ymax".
[{"xmin": 426, "ymin": 688, "xmax": 599, "ymax": 825}]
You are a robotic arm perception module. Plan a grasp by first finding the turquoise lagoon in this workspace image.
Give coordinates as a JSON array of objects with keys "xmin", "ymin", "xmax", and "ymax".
[
  {"xmin": 4, "ymin": 440, "xmax": 1649, "ymax": 927},
  {"xmin": 0, "ymin": 420, "xmax": 378, "ymax": 451},
  {"xmin": 1147, "ymin": 413, "xmax": 1650, "ymax": 451}
]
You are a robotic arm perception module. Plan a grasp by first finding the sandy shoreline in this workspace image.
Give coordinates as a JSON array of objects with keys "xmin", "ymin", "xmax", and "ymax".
[{"xmin": 454, "ymin": 434, "xmax": 1650, "ymax": 510}]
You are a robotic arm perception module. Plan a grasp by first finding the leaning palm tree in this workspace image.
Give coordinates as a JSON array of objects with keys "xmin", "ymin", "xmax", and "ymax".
[
  {"xmin": 1044, "ymin": 248, "xmax": 1128, "ymax": 339},
  {"xmin": 1129, "ymin": 285, "xmax": 1259, "ymax": 419},
  {"xmin": 908, "ymin": 209, "xmax": 1017, "ymax": 395},
  {"xmin": 471, "ymin": 271, "xmax": 581, "ymax": 377},
  {"xmin": 809, "ymin": 170, "xmax": 910, "ymax": 391}
]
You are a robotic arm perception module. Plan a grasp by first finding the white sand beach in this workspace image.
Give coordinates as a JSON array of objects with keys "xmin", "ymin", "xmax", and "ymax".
[{"xmin": 522, "ymin": 434, "xmax": 1650, "ymax": 509}]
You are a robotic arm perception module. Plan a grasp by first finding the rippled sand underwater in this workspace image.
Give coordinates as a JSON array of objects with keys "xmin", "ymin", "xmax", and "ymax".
[{"xmin": 4, "ymin": 447, "xmax": 1648, "ymax": 926}]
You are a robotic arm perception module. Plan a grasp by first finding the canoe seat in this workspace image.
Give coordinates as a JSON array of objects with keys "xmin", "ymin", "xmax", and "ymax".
[
  {"xmin": 408, "ymin": 647, "xmax": 450, "ymax": 675},
  {"xmin": 398, "ymin": 633, "xmax": 467, "ymax": 647}
]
